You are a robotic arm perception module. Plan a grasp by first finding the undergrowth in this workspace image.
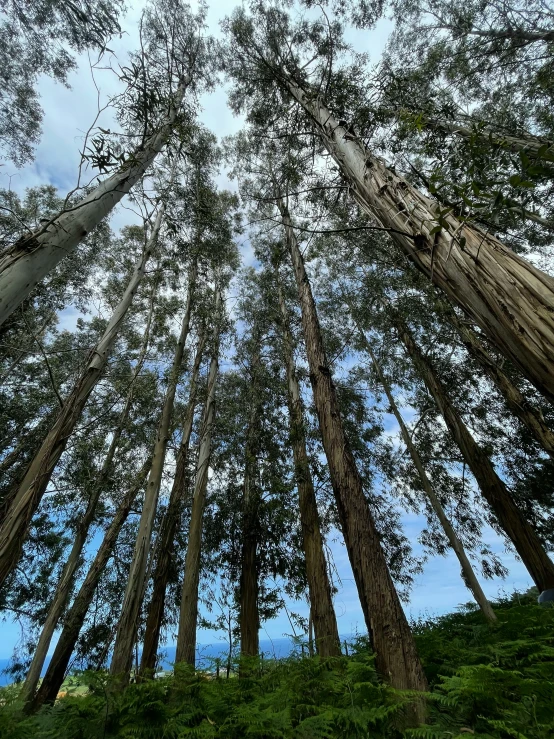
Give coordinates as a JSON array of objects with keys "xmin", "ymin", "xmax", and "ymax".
[{"xmin": 1, "ymin": 593, "xmax": 553, "ymax": 738}]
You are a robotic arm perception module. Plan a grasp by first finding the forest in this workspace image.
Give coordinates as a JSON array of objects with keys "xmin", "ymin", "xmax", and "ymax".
[{"xmin": 0, "ymin": 0, "xmax": 554, "ymax": 736}]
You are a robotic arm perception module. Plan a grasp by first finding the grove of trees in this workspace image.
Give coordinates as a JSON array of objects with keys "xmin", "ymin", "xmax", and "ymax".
[{"xmin": 1, "ymin": 0, "xmax": 554, "ymax": 736}]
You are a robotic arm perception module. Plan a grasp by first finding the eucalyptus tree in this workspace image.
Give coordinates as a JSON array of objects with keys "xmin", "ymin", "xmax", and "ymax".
[
  {"xmin": 223, "ymin": 5, "xmax": 554, "ymax": 403},
  {"xmin": 0, "ymin": 0, "xmax": 211, "ymax": 327},
  {"xmin": 175, "ymin": 288, "xmax": 222, "ymax": 666},
  {"xmin": 0, "ymin": 0, "xmax": 124, "ymax": 165},
  {"xmin": 0, "ymin": 162, "xmax": 178, "ymax": 590}
]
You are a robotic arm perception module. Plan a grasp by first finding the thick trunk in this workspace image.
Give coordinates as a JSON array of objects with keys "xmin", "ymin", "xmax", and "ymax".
[
  {"xmin": 176, "ymin": 291, "xmax": 221, "ymax": 666},
  {"xmin": 286, "ymin": 80, "xmax": 554, "ymax": 402},
  {"xmin": 275, "ymin": 276, "xmax": 341, "ymax": 657},
  {"xmin": 109, "ymin": 261, "xmax": 197, "ymax": 681},
  {"xmin": 359, "ymin": 330, "xmax": 496, "ymax": 622},
  {"xmin": 398, "ymin": 319, "xmax": 554, "ymax": 592},
  {"xmin": 444, "ymin": 305, "xmax": 554, "ymax": 458},
  {"xmin": 0, "ymin": 80, "xmax": 188, "ymax": 327},
  {"xmin": 139, "ymin": 331, "xmax": 206, "ymax": 674},
  {"xmin": 0, "ymin": 213, "xmax": 162, "ymax": 588},
  {"xmin": 20, "ymin": 290, "xmax": 157, "ymax": 703},
  {"xmin": 277, "ymin": 195, "xmax": 427, "ymax": 694},
  {"xmin": 27, "ymin": 460, "xmax": 150, "ymax": 713}
]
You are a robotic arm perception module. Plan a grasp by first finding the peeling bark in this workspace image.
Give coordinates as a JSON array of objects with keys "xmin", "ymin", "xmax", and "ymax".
[
  {"xmin": 286, "ymin": 80, "xmax": 554, "ymax": 402},
  {"xmin": 277, "ymin": 194, "xmax": 427, "ymax": 695},
  {"xmin": 0, "ymin": 80, "xmax": 189, "ymax": 327},
  {"xmin": 275, "ymin": 273, "xmax": 341, "ymax": 657}
]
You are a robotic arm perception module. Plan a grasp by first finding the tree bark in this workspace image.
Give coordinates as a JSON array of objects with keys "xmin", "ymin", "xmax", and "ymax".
[
  {"xmin": 358, "ymin": 327, "xmax": 496, "ymax": 622},
  {"xmin": 27, "ymin": 459, "xmax": 151, "ymax": 713},
  {"xmin": 285, "ymin": 79, "xmax": 554, "ymax": 402},
  {"xmin": 276, "ymin": 194, "xmax": 427, "ymax": 694},
  {"xmin": 275, "ymin": 274, "xmax": 341, "ymax": 657},
  {"xmin": 20, "ymin": 285, "xmax": 157, "ymax": 704},
  {"xmin": 176, "ymin": 290, "xmax": 221, "ymax": 666},
  {"xmin": 0, "ymin": 208, "xmax": 163, "ymax": 588},
  {"xmin": 239, "ymin": 340, "xmax": 262, "ymax": 662},
  {"xmin": 397, "ymin": 318, "xmax": 554, "ymax": 592},
  {"xmin": 0, "ymin": 80, "xmax": 189, "ymax": 327},
  {"xmin": 109, "ymin": 259, "xmax": 197, "ymax": 682},
  {"xmin": 139, "ymin": 328, "xmax": 206, "ymax": 674},
  {"xmin": 441, "ymin": 303, "xmax": 554, "ymax": 458}
]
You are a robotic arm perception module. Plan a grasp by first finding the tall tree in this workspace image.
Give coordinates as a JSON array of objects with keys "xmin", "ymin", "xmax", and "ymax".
[
  {"xmin": 176, "ymin": 287, "xmax": 222, "ymax": 666},
  {"xmin": 274, "ymin": 266, "xmax": 341, "ymax": 656},
  {"xmin": 0, "ymin": 198, "xmax": 168, "ymax": 588}
]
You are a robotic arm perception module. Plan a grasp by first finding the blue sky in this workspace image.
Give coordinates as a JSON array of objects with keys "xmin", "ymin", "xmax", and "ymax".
[{"xmin": 0, "ymin": 1, "xmax": 539, "ymax": 664}]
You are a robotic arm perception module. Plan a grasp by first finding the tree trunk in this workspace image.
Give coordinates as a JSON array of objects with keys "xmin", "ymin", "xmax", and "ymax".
[
  {"xmin": 239, "ymin": 341, "xmax": 262, "ymax": 662},
  {"xmin": 0, "ymin": 208, "xmax": 164, "ymax": 588},
  {"xmin": 139, "ymin": 329, "xmax": 206, "ymax": 674},
  {"xmin": 20, "ymin": 287, "xmax": 157, "ymax": 704},
  {"xmin": 398, "ymin": 318, "xmax": 554, "ymax": 593},
  {"xmin": 176, "ymin": 290, "xmax": 221, "ymax": 666},
  {"xmin": 0, "ymin": 80, "xmax": 188, "ymax": 327},
  {"xmin": 109, "ymin": 260, "xmax": 197, "ymax": 682},
  {"xmin": 27, "ymin": 460, "xmax": 150, "ymax": 713},
  {"xmin": 276, "ymin": 194, "xmax": 427, "ymax": 695},
  {"xmin": 358, "ymin": 327, "xmax": 496, "ymax": 622},
  {"xmin": 275, "ymin": 274, "xmax": 341, "ymax": 657},
  {"xmin": 443, "ymin": 303, "xmax": 554, "ymax": 458},
  {"xmin": 285, "ymin": 79, "xmax": 554, "ymax": 402}
]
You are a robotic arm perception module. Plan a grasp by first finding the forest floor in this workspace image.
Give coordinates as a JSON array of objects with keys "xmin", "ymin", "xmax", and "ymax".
[{"xmin": 1, "ymin": 592, "xmax": 552, "ymax": 738}]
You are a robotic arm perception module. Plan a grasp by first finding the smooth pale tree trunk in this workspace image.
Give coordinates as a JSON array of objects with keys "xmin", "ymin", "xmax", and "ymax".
[
  {"xmin": 285, "ymin": 79, "xmax": 554, "ymax": 402},
  {"xmin": 275, "ymin": 275, "xmax": 341, "ymax": 657},
  {"xmin": 20, "ymin": 288, "xmax": 157, "ymax": 704},
  {"xmin": 0, "ymin": 210, "xmax": 164, "ymax": 588},
  {"xmin": 0, "ymin": 79, "xmax": 189, "ymax": 327},
  {"xmin": 443, "ymin": 304, "xmax": 554, "ymax": 458},
  {"xmin": 110, "ymin": 260, "xmax": 197, "ymax": 682},
  {"xmin": 398, "ymin": 318, "xmax": 554, "ymax": 593},
  {"xmin": 358, "ymin": 328, "xmax": 496, "ymax": 622},
  {"xmin": 239, "ymin": 341, "xmax": 262, "ymax": 662},
  {"xmin": 277, "ymin": 195, "xmax": 427, "ymax": 696},
  {"xmin": 176, "ymin": 290, "xmax": 221, "ymax": 666},
  {"xmin": 139, "ymin": 329, "xmax": 206, "ymax": 674},
  {"xmin": 28, "ymin": 459, "xmax": 151, "ymax": 713}
]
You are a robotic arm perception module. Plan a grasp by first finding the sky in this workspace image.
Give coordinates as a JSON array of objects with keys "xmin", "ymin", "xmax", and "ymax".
[{"xmin": 0, "ymin": 1, "xmax": 537, "ymax": 663}]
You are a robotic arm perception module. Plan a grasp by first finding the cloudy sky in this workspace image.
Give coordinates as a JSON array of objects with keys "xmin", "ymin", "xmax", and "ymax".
[{"xmin": 0, "ymin": 0, "xmax": 534, "ymax": 663}]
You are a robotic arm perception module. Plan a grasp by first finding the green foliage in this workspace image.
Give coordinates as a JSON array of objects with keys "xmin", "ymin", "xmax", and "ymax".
[{"xmin": 2, "ymin": 598, "xmax": 553, "ymax": 739}]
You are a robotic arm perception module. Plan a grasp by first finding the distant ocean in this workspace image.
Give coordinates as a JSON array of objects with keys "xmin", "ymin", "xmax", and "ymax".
[{"xmin": 0, "ymin": 636, "xmax": 311, "ymax": 687}]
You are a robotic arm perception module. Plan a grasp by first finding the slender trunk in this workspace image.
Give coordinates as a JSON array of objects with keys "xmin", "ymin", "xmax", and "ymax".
[
  {"xmin": 0, "ymin": 209, "xmax": 164, "ymax": 588},
  {"xmin": 239, "ymin": 342, "xmax": 262, "ymax": 662},
  {"xmin": 275, "ymin": 276, "xmax": 341, "ymax": 657},
  {"xmin": 139, "ymin": 329, "xmax": 206, "ymax": 674},
  {"xmin": 27, "ymin": 460, "xmax": 150, "ymax": 713},
  {"xmin": 285, "ymin": 79, "xmax": 554, "ymax": 402},
  {"xmin": 0, "ymin": 80, "xmax": 189, "ymax": 327},
  {"xmin": 276, "ymin": 195, "xmax": 427, "ymax": 695},
  {"xmin": 398, "ymin": 318, "xmax": 554, "ymax": 593},
  {"xmin": 20, "ymin": 288, "xmax": 157, "ymax": 703},
  {"xmin": 110, "ymin": 260, "xmax": 197, "ymax": 681},
  {"xmin": 443, "ymin": 304, "xmax": 554, "ymax": 458},
  {"xmin": 176, "ymin": 290, "xmax": 221, "ymax": 666},
  {"xmin": 359, "ymin": 329, "xmax": 496, "ymax": 622}
]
